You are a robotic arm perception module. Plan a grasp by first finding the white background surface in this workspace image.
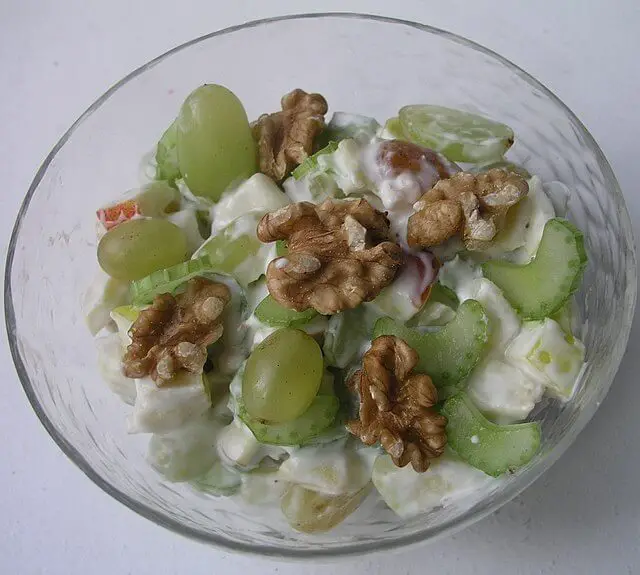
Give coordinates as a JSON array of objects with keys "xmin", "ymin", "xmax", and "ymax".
[{"xmin": 2, "ymin": 1, "xmax": 639, "ymax": 573}]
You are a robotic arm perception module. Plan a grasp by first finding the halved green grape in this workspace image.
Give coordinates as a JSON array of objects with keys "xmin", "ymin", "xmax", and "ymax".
[
  {"xmin": 281, "ymin": 484, "xmax": 371, "ymax": 533},
  {"xmin": 176, "ymin": 84, "xmax": 257, "ymax": 201},
  {"xmin": 191, "ymin": 459, "xmax": 241, "ymax": 496},
  {"xmin": 381, "ymin": 116, "xmax": 407, "ymax": 140},
  {"xmin": 155, "ymin": 120, "xmax": 180, "ymax": 182},
  {"xmin": 239, "ymin": 394, "xmax": 339, "ymax": 446},
  {"xmin": 254, "ymin": 295, "xmax": 318, "ymax": 328},
  {"xmin": 373, "ymin": 300, "xmax": 489, "ymax": 390},
  {"xmin": 242, "ymin": 328, "xmax": 323, "ymax": 423},
  {"xmin": 471, "ymin": 159, "xmax": 531, "ymax": 179},
  {"xmin": 137, "ymin": 181, "xmax": 181, "ymax": 216},
  {"xmin": 130, "ymin": 255, "xmax": 214, "ymax": 305},
  {"xmin": 482, "ymin": 219, "xmax": 587, "ymax": 320},
  {"xmin": 399, "ymin": 105, "xmax": 514, "ymax": 163},
  {"xmin": 442, "ymin": 393, "xmax": 541, "ymax": 477},
  {"xmin": 198, "ymin": 212, "xmax": 270, "ymax": 287},
  {"xmin": 292, "ymin": 141, "xmax": 339, "ymax": 180},
  {"xmin": 97, "ymin": 218, "xmax": 189, "ymax": 281}
]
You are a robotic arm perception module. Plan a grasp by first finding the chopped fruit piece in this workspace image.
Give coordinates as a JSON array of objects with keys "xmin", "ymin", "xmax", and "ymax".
[{"xmin": 506, "ymin": 318, "xmax": 585, "ymax": 399}]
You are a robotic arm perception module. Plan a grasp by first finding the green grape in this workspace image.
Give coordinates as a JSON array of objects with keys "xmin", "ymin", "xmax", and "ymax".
[
  {"xmin": 155, "ymin": 120, "xmax": 181, "ymax": 182},
  {"xmin": 242, "ymin": 328, "xmax": 323, "ymax": 423},
  {"xmin": 281, "ymin": 484, "xmax": 371, "ymax": 534},
  {"xmin": 254, "ymin": 295, "xmax": 318, "ymax": 328},
  {"xmin": 382, "ymin": 116, "xmax": 407, "ymax": 140},
  {"xmin": 399, "ymin": 105, "xmax": 515, "ymax": 163},
  {"xmin": 176, "ymin": 84, "xmax": 257, "ymax": 201},
  {"xmin": 97, "ymin": 219, "xmax": 188, "ymax": 281},
  {"xmin": 137, "ymin": 181, "xmax": 181, "ymax": 217}
]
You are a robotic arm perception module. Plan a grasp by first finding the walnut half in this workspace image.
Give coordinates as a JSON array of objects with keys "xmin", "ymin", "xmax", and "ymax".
[
  {"xmin": 251, "ymin": 89, "xmax": 328, "ymax": 182},
  {"xmin": 122, "ymin": 278, "xmax": 230, "ymax": 385},
  {"xmin": 407, "ymin": 168, "xmax": 529, "ymax": 251},
  {"xmin": 347, "ymin": 336, "xmax": 447, "ymax": 473},
  {"xmin": 257, "ymin": 199, "xmax": 403, "ymax": 315}
]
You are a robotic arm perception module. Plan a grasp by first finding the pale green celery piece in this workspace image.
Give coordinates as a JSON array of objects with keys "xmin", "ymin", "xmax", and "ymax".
[
  {"xmin": 130, "ymin": 255, "xmax": 214, "ymax": 305},
  {"xmin": 155, "ymin": 119, "xmax": 181, "ymax": 182},
  {"xmin": 442, "ymin": 393, "xmax": 541, "ymax": 477},
  {"xmin": 239, "ymin": 395, "xmax": 340, "ymax": 446},
  {"xmin": 429, "ymin": 282, "xmax": 460, "ymax": 309},
  {"xmin": 550, "ymin": 301, "xmax": 573, "ymax": 334},
  {"xmin": 482, "ymin": 218, "xmax": 587, "ymax": 320},
  {"xmin": 254, "ymin": 295, "xmax": 318, "ymax": 328},
  {"xmin": 381, "ymin": 117, "xmax": 408, "ymax": 140},
  {"xmin": 373, "ymin": 300, "xmax": 489, "ymax": 391},
  {"xmin": 399, "ymin": 105, "xmax": 514, "ymax": 163},
  {"xmin": 323, "ymin": 306, "xmax": 383, "ymax": 369},
  {"xmin": 293, "ymin": 141, "xmax": 340, "ymax": 179},
  {"xmin": 191, "ymin": 459, "xmax": 241, "ymax": 496}
]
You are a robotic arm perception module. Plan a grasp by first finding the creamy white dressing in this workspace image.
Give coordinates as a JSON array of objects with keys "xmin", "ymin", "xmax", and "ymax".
[
  {"xmin": 361, "ymin": 140, "xmax": 429, "ymax": 245},
  {"xmin": 211, "ymin": 173, "xmax": 289, "ymax": 232},
  {"xmin": 95, "ymin": 333, "xmax": 137, "ymax": 405},
  {"xmin": 82, "ymin": 270, "xmax": 131, "ymax": 335},
  {"xmin": 167, "ymin": 207, "xmax": 204, "ymax": 254}
]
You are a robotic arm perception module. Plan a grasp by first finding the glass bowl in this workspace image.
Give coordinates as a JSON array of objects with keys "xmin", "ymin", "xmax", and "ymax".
[{"xmin": 5, "ymin": 13, "xmax": 636, "ymax": 559}]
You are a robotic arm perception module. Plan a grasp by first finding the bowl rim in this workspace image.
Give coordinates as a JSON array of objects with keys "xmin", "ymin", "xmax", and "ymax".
[{"xmin": 5, "ymin": 11, "xmax": 637, "ymax": 560}]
